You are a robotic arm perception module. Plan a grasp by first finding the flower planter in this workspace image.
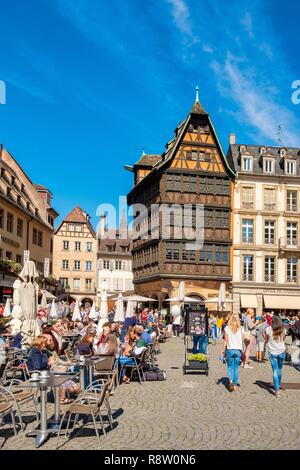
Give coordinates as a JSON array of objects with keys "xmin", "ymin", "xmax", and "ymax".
[{"xmin": 187, "ymin": 360, "xmax": 207, "ymax": 369}]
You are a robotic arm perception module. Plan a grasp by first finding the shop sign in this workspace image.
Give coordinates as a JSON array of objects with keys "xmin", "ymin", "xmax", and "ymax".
[{"xmin": 2, "ymin": 236, "xmax": 19, "ymax": 248}]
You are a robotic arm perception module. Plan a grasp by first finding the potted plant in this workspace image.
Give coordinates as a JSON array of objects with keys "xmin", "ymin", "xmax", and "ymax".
[{"xmin": 187, "ymin": 353, "xmax": 208, "ymax": 369}]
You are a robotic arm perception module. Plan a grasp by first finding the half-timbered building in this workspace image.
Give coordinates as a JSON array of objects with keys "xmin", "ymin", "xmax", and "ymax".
[{"xmin": 126, "ymin": 90, "xmax": 234, "ymax": 307}]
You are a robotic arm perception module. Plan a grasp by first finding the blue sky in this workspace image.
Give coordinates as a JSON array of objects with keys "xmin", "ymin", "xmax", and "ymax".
[{"xmin": 0, "ymin": 0, "xmax": 300, "ymax": 229}]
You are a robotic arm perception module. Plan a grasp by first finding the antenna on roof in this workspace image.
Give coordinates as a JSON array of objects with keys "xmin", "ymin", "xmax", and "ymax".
[{"xmin": 277, "ymin": 125, "xmax": 283, "ymax": 145}]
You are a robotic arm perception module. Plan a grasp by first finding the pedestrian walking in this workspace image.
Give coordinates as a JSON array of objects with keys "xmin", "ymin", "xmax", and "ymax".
[
  {"xmin": 221, "ymin": 313, "xmax": 244, "ymax": 392},
  {"xmin": 255, "ymin": 313, "xmax": 268, "ymax": 362},
  {"xmin": 242, "ymin": 308, "xmax": 259, "ymax": 368},
  {"xmin": 264, "ymin": 315, "xmax": 286, "ymax": 398},
  {"xmin": 172, "ymin": 313, "xmax": 181, "ymax": 338}
]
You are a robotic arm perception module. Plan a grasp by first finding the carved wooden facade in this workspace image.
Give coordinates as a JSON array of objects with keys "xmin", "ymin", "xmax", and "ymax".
[{"xmin": 126, "ymin": 97, "xmax": 234, "ymax": 302}]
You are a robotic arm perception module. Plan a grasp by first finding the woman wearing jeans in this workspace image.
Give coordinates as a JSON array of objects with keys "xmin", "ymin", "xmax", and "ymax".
[
  {"xmin": 264, "ymin": 315, "xmax": 286, "ymax": 398},
  {"xmin": 221, "ymin": 314, "xmax": 244, "ymax": 392}
]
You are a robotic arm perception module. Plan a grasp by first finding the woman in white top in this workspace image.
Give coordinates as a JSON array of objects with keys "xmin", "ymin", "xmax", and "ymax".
[
  {"xmin": 172, "ymin": 314, "xmax": 181, "ymax": 338},
  {"xmin": 221, "ymin": 313, "xmax": 244, "ymax": 392},
  {"xmin": 264, "ymin": 315, "xmax": 286, "ymax": 398}
]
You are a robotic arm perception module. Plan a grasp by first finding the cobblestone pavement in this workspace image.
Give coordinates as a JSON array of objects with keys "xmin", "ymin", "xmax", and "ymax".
[{"xmin": 2, "ymin": 337, "xmax": 300, "ymax": 450}]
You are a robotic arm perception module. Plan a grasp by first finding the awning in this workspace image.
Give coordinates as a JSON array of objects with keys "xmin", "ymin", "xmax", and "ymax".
[
  {"xmin": 240, "ymin": 294, "xmax": 258, "ymax": 308},
  {"xmin": 264, "ymin": 295, "xmax": 300, "ymax": 310}
]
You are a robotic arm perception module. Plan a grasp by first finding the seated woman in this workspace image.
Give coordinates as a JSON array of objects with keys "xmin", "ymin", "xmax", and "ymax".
[
  {"xmin": 74, "ymin": 332, "xmax": 95, "ymax": 356},
  {"xmin": 27, "ymin": 336, "xmax": 55, "ymax": 371},
  {"xmin": 43, "ymin": 334, "xmax": 80, "ymax": 403},
  {"xmin": 96, "ymin": 332, "xmax": 118, "ymax": 356},
  {"xmin": 94, "ymin": 325, "xmax": 111, "ymax": 354}
]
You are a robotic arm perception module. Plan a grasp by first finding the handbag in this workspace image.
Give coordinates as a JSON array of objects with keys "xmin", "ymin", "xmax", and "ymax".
[{"xmin": 244, "ymin": 330, "xmax": 251, "ymax": 341}]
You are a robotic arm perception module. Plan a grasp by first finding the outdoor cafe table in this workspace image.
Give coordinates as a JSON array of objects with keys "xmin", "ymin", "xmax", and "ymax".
[
  {"xmin": 15, "ymin": 373, "xmax": 78, "ymax": 448},
  {"xmin": 71, "ymin": 357, "xmax": 106, "ymax": 390}
]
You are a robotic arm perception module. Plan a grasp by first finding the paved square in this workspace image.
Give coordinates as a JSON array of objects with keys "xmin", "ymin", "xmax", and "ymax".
[{"xmin": 2, "ymin": 338, "xmax": 300, "ymax": 450}]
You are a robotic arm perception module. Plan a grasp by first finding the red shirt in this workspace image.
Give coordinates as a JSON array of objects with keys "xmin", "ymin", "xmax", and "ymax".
[{"xmin": 141, "ymin": 310, "xmax": 148, "ymax": 322}]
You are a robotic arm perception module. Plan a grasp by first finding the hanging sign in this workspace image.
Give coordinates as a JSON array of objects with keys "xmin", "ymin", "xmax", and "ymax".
[
  {"xmin": 23, "ymin": 250, "xmax": 30, "ymax": 263},
  {"xmin": 44, "ymin": 258, "xmax": 50, "ymax": 278}
]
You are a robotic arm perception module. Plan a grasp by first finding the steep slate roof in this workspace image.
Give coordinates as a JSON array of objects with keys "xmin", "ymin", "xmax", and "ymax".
[
  {"xmin": 64, "ymin": 206, "xmax": 90, "ymax": 223},
  {"xmin": 56, "ymin": 206, "xmax": 96, "ymax": 237},
  {"xmin": 127, "ymin": 94, "xmax": 235, "ymax": 199},
  {"xmin": 134, "ymin": 154, "xmax": 162, "ymax": 167},
  {"xmin": 228, "ymin": 144, "xmax": 300, "ymax": 176}
]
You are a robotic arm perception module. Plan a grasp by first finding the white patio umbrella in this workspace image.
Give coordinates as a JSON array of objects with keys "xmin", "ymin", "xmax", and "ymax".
[
  {"xmin": 50, "ymin": 299, "xmax": 58, "ymax": 319},
  {"xmin": 114, "ymin": 293, "xmax": 125, "ymax": 322},
  {"xmin": 164, "ymin": 296, "xmax": 200, "ymax": 303},
  {"xmin": 99, "ymin": 290, "xmax": 108, "ymax": 318},
  {"xmin": 89, "ymin": 303, "xmax": 98, "ymax": 321},
  {"xmin": 3, "ymin": 298, "xmax": 11, "ymax": 318},
  {"xmin": 217, "ymin": 283, "xmax": 226, "ymax": 310},
  {"xmin": 164, "ymin": 281, "xmax": 199, "ymax": 303},
  {"xmin": 125, "ymin": 299, "xmax": 134, "ymax": 319},
  {"xmin": 13, "ymin": 279, "xmax": 22, "ymax": 306},
  {"xmin": 97, "ymin": 290, "xmax": 109, "ymax": 334},
  {"xmin": 204, "ymin": 297, "xmax": 234, "ymax": 304},
  {"xmin": 122, "ymin": 295, "xmax": 157, "ymax": 302},
  {"xmin": 178, "ymin": 281, "xmax": 185, "ymax": 301},
  {"xmin": 19, "ymin": 261, "xmax": 41, "ymax": 344},
  {"xmin": 72, "ymin": 300, "xmax": 82, "ymax": 322},
  {"xmin": 40, "ymin": 291, "xmax": 48, "ymax": 309}
]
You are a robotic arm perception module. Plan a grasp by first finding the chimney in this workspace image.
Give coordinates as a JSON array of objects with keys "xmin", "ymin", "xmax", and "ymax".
[{"xmin": 229, "ymin": 133, "xmax": 236, "ymax": 145}]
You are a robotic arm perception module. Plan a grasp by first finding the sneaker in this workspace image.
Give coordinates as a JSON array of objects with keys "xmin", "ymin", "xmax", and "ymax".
[{"xmin": 243, "ymin": 364, "xmax": 253, "ymax": 369}]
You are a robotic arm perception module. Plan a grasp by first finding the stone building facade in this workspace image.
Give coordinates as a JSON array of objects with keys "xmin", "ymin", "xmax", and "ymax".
[
  {"xmin": 53, "ymin": 206, "xmax": 97, "ymax": 306},
  {"xmin": 126, "ymin": 92, "xmax": 234, "ymax": 307},
  {"xmin": 228, "ymin": 142, "xmax": 300, "ymax": 315},
  {"xmin": 0, "ymin": 145, "xmax": 58, "ymax": 300}
]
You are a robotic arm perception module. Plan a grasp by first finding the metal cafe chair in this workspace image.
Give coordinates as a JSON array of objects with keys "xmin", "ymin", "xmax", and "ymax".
[
  {"xmin": 119, "ymin": 348, "xmax": 149, "ymax": 383},
  {"xmin": 84, "ymin": 370, "xmax": 118, "ymax": 429},
  {"xmin": 55, "ymin": 380, "xmax": 111, "ymax": 450},
  {"xmin": 0, "ymin": 388, "xmax": 18, "ymax": 445},
  {"xmin": 0, "ymin": 380, "xmax": 39, "ymax": 431}
]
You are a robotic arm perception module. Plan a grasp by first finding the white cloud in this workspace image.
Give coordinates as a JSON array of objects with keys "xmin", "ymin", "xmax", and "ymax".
[
  {"xmin": 166, "ymin": 0, "xmax": 192, "ymax": 36},
  {"xmin": 241, "ymin": 12, "xmax": 254, "ymax": 39},
  {"xmin": 202, "ymin": 43, "xmax": 214, "ymax": 54},
  {"xmin": 211, "ymin": 54, "xmax": 300, "ymax": 146}
]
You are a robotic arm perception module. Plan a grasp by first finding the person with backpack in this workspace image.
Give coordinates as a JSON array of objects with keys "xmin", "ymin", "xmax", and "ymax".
[{"xmin": 264, "ymin": 315, "xmax": 286, "ymax": 398}]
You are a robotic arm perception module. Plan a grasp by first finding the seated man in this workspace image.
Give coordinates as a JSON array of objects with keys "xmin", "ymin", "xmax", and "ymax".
[
  {"xmin": 134, "ymin": 325, "xmax": 152, "ymax": 345},
  {"xmin": 119, "ymin": 331, "xmax": 147, "ymax": 383}
]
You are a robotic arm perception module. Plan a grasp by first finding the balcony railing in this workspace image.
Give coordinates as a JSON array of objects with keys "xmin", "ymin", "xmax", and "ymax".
[
  {"xmin": 287, "ymin": 276, "xmax": 297, "ymax": 283},
  {"xmin": 264, "ymin": 203, "xmax": 276, "ymax": 211},
  {"xmin": 286, "ymin": 204, "xmax": 297, "ymax": 212},
  {"xmin": 242, "ymin": 202, "xmax": 254, "ymax": 209},
  {"xmin": 264, "ymin": 274, "xmax": 275, "ymax": 282},
  {"xmin": 279, "ymin": 238, "xmax": 300, "ymax": 250},
  {"xmin": 265, "ymin": 238, "xmax": 275, "ymax": 245},
  {"xmin": 243, "ymin": 274, "xmax": 253, "ymax": 281}
]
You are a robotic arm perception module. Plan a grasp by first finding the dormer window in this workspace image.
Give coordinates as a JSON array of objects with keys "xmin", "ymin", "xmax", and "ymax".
[
  {"xmin": 242, "ymin": 156, "xmax": 252, "ymax": 172},
  {"xmin": 285, "ymin": 159, "xmax": 296, "ymax": 175},
  {"xmin": 263, "ymin": 158, "xmax": 275, "ymax": 173}
]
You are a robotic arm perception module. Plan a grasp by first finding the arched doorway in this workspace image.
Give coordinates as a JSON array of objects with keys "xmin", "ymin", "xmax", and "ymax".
[
  {"xmin": 185, "ymin": 293, "xmax": 206, "ymax": 308},
  {"xmin": 80, "ymin": 298, "xmax": 93, "ymax": 308}
]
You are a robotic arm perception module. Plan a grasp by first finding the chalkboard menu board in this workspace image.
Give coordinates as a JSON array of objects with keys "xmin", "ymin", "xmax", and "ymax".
[{"xmin": 184, "ymin": 304, "xmax": 208, "ymax": 336}]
